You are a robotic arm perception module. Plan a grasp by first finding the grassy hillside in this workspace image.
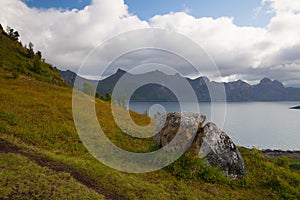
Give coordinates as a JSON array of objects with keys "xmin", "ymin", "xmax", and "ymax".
[
  {"xmin": 1, "ymin": 70, "xmax": 300, "ymax": 199},
  {"xmin": 0, "ymin": 25, "xmax": 300, "ymax": 199},
  {"xmin": 0, "ymin": 25, "xmax": 66, "ymax": 86}
]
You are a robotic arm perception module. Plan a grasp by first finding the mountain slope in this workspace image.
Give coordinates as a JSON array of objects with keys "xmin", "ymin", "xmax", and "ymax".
[
  {"xmin": 0, "ymin": 24, "xmax": 66, "ymax": 86},
  {"xmin": 59, "ymin": 69, "xmax": 300, "ymax": 102},
  {"xmin": 2, "ymin": 68, "xmax": 300, "ymax": 199}
]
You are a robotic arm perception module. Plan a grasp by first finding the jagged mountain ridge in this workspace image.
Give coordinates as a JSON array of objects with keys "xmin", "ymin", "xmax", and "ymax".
[{"xmin": 58, "ymin": 69, "xmax": 300, "ymax": 102}]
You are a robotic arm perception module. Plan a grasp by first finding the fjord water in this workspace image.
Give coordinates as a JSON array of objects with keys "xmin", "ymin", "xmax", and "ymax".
[{"xmin": 129, "ymin": 102, "xmax": 300, "ymax": 150}]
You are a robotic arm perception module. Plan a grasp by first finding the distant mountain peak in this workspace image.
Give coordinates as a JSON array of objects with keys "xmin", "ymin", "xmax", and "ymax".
[
  {"xmin": 260, "ymin": 77, "xmax": 272, "ymax": 84},
  {"xmin": 273, "ymin": 80, "xmax": 285, "ymax": 88},
  {"xmin": 200, "ymin": 76, "xmax": 210, "ymax": 83},
  {"xmin": 258, "ymin": 77, "xmax": 285, "ymax": 88},
  {"xmin": 58, "ymin": 69, "xmax": 300, "ymax": 102},
  {"xmin": 116, "ymin": 68, "xmax": 127, "ymax": 74}
]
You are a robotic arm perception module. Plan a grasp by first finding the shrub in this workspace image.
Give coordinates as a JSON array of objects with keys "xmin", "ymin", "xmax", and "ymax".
[
  {"xmin": 274, "ymin": 156, "xmax": 290, "ymax": 168},
  {"xmin": 166, "ymin": 153, "xmax": 227, "ymax": 183}
]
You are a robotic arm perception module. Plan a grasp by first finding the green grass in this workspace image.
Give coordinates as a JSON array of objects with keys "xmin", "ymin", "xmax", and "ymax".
[
  {"xmin": 0, "ymin": 152, "xmax": 104, "ymax": 200},
  {"xmin": 0, "ymin": 25, "xmax": 66, "ymax": 86},
  {"xmin": 0, "ymin": 25, "xmax": 300, "ymax": 199},
  {"xmin": 0, "ymin": 70, "xmax": 299, "ymax": 199}
]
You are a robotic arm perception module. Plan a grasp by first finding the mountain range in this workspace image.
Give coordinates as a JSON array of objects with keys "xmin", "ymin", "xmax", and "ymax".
[{"xmin": 58, "ymin": 69, "xmax": 300, "ymax": 102}]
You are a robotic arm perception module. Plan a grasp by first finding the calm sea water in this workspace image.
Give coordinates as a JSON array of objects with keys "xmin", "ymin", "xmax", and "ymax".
[{"xmin": 129, "ymin": 101, "xmax": 300, "ymax": 150}]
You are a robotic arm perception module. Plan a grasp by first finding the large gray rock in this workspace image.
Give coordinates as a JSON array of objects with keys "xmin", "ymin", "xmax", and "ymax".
[
  {"xmin": 154, "ymin": 112, "xmax": 206, "ymax": 153},
  {"xmin": 154, "ymin": 112, "xmax": 246, "ymax": 178},
  {"xmin": 199, "ymin": 122, "xmax": 246, "ymax": 178}
]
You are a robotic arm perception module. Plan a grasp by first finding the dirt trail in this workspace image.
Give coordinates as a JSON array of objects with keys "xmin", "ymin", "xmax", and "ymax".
[{"xmin": 0, "ymin": 138, "xmax": 126, "ymax": 200}]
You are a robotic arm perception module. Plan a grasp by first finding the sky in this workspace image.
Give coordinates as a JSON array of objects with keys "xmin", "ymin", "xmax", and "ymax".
[
  {"xmin": 24, "ymin": 0, "xmax": 272, "ymax": 27},
  {"xmin": 125, "ymin": 0, "xmax": 273, "ymax": 27},
  {"xmin": 0, "ymin": 0, "xmax": 300, "ymax": 85},
  {"xmin": 23, "ymin": 0, "xmax": 91, "ymax": 10}
]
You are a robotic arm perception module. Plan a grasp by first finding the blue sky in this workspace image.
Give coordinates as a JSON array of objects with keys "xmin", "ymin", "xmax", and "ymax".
[
  {"xmin": 24, "ymin": 0, "xmax": 92, "ymax": 10},
  {"xmin": 25, "ymin": 0, "xmax": 272, "ymax": 27},
  {"xmin": 125, "ymin": 0, "xmax": 272, "ymax": 27}
]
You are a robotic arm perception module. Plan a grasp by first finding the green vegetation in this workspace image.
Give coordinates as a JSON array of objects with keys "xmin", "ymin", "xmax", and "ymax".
[
  {"xmin": 5, "ymin": 26, "xmax": 20, "ymax": 41},
  {"xmin": 1, "ymin": 69, "xmax": 300, "ymax": 199},
  {"xmin": 166, "ymin": 153, "xmax": 228, "ymax": 183},
  {"xmin": 0, "ymin": 24, "xmax": 299, "ymax": 199},
  {"xmin": 0, "ymin": 25, "xmax": 66, "ymax": 86},
  {"xmin": 0, "ymin": 153, "xmax": 104, "ymax": 199},
  {"xmin": 269, "ymin": 155, "xmax": 300, "ymax": 172}
]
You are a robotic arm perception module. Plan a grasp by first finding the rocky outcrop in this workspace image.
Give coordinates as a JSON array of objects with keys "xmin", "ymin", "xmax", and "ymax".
[
  {"xmin": 199, "ymin": 122, "xmax": 246, "ymax": 178},
  {"xmin": 290, "ymin": 105, "xmax": 300, "ymax": 109},
  {"xmin": 154, "ymin": 112, "xmax": 246, "ymax": 178},
  {"xmin": 154, "ymin": 113, "xmax": 206, "ymax": 153}
]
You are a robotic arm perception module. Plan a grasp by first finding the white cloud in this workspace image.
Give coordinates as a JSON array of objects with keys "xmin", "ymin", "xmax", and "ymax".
[
  {"xmin": 0, "ymin": 0, "xmax": 149, "ymax": 68},
  {"xmin": 253, "ymin": 6, "xmax": 262, "ymax": 19},
  {"xmin": 0, "ymin": 0, "xmax": 300, "ymax": 84},
  {"xmin": 150, "ymin": 13, "xmax": 268, "ymax": 74},
  {"xmin": 182, "ymin": 4, "xmax": 192, "ymax": 14},
  {"xmin": 263, "ymin": 0, "xmax": 300, "ymax": 13}
]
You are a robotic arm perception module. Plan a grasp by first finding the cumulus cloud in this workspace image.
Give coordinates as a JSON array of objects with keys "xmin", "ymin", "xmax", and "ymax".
[
  {"xmin": 263, "ymin": 0, "xmax": 300, "ymax": 13},
  {"xmin": 0, "ymin": 0, "xmax": 299, "ymax": 85},
  {"xmin": 0, "ymin": 0, "xmax": 149, "ymax": 68}
]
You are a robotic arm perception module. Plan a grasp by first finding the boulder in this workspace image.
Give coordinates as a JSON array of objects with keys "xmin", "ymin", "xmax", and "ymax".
[
  {"xmin": 154, "ymin": 112, "xmax": 206, "ymax": 153},
  {"xmin": 199, "ymin": 122, "xmax": 246, "ymax": 178},
  {"xmin": 154, "ymin": 112, "xmax": 246, "ymax": 178}
]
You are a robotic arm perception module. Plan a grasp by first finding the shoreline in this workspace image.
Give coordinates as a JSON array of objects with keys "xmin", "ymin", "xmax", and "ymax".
[
  {"xmin": 262, "ymin": 149, "xmax": 300, "ymax": 157},
  {"xmin": 241, "ymin": 147, "xmax": 300, "ymax": 157},
  {"xmin": 290, "ymin": 105, "xmax": 300, "ymax": 109}
]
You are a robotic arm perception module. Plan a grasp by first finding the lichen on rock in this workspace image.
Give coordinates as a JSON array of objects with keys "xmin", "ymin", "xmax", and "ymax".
[{"xmin": 154, "ymin": 112, "xmax": 246, "ymax": 178}]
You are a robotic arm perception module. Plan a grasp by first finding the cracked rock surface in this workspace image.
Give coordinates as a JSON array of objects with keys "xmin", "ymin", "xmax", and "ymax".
[{"xmin": 154, "ymin": 112, "xmax": 246, "ymax": 178}]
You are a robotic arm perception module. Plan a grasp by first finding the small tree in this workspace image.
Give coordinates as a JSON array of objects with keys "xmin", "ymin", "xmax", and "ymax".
[
  {"xmin": 6, "ymin": 26, "xmax": 11, "ymax": 35},
  {"xmin": 144, "ymin": 109, "xmax": 148, "ymax": 116},
  {"xmin": 27, "ymin": 42, "xmax": 35, "ymax": 58},
  {"xmin": 12, "ymin": 31, "xmax": 19, "ymax": 41},
  {"xmin": 29, "ymin": 42, "xmax": 33, "ymax": 49},
  {"xmin": 6, "ymin": 26, "xmax": 20, "ymax": 41},
  {"xmin": 35, "ymin": 51, "xmax": 42, "ymax": 60},
  {"xmin": 105, "ymin": 93, "xmax": 113, "ymax": 102}
]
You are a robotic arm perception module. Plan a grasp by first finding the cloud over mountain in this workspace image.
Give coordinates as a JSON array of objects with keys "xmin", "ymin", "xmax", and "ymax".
[{"xmin": 0, "ymin": 0, "xmax": 299, "ymax": 85}]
